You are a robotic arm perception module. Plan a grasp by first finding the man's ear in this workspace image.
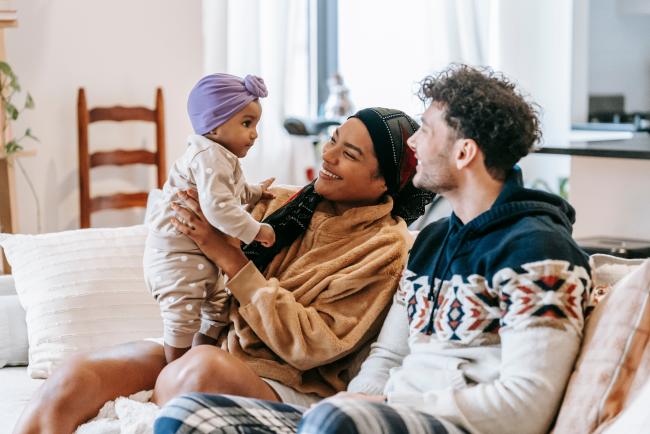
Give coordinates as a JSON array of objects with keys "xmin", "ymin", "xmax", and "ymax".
[{"xmin": 455, "ymin": 139, "xmax": 479, "ymax": 170}]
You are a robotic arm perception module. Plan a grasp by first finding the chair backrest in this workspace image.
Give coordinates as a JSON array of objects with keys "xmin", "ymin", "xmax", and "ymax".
[{"xmin": 77, "ymin": 87, "xmax": 166, "ymax": 228}]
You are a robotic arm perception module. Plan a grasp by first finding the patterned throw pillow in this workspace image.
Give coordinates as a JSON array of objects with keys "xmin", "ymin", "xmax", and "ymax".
[
  {"xmin": 553, "ymin": 259, "xmax": 650, "ymax": 433},
  {"xmin": 0, "ymin": 225, "xmax": 162, "ymax": 379}
]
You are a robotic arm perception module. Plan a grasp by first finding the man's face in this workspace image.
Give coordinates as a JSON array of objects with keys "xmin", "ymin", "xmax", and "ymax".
[{"xmin": 408, "ymin": 102, "xmax": 459, "ymax": 194}]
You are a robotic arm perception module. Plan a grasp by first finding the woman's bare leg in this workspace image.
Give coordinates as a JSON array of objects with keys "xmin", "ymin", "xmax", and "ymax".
[
  {"xmin": 13, "ymin": 341, "xmax": 166, "ymax": 434},
  {"xmin": 152, "ymin": 345, "xmax": 279, "ymax": 405}
]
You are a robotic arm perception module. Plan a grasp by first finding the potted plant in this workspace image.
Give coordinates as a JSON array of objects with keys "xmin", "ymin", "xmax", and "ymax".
[
  {"xmin": 0, "ymin": 60, "xmax": 41, "ymax": 232},
  {"xmin": 0, "ymin": 60, "xmax": 37, "ymax": 155}
]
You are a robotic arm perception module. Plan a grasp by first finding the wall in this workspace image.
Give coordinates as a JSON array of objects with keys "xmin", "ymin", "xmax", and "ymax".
[
  {"xmin": 570, "ymin": 156, "xmax": 650, "ymax": 240},
  {"xmin": 589, "ymin": 0, "xmax": 650, "ymax": 112},
  {"xmin": 5, "ymin": 0, "xmax": 203, "ymax": 233}
]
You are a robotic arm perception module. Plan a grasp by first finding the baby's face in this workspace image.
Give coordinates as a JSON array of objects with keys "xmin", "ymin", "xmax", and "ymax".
[{"xmin": 207, "ymin": 100, "xmax": 262, "ymax": 158}]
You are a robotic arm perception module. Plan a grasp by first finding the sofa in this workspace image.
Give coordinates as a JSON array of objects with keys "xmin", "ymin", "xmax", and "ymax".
[
  {"xmin": 0, "ymin": 274, "xmax": 42, "ymax": 433},
  {"xmin": 1, "ymin": 225, "xmax": 650, "ymax": 434}
]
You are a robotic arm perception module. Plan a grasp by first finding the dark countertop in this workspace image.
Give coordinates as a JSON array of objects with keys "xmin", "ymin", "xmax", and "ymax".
[{"xmin": 535, "ymin": 134, "xmax": 650, "ymax": 160}]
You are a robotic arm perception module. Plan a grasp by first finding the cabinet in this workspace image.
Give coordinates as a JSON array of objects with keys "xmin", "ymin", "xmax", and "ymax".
[{"xmin": 536, "ymin": 135, "xmax": 650, "ymax": 241}]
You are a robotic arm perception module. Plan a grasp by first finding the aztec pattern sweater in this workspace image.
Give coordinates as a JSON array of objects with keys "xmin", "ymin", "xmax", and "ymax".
[
  {"xmin": 349, "ymin": 168, "xmax": 591, "ymax": 434},
  {"xmin": 221, "ymin": 186, "xmax": 412, "ymax": 397}
]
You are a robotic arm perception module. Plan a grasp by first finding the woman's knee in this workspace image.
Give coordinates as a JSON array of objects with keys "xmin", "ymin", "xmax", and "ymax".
[
  {"xmin": 174, "ymin": 346, "xmax": 231, "ymax": 386},
  {"xmin": 154, "ymin": 346, "xmax": 253, "ymax": 404},
  {"xmin": 14, "ymin": 353, "xmax": 105, "ymax": 434},
  {"xmin": 39, "ymin": 353, "xmax": 103, "ymax": 407},
  {"xmin": 15, "ymin": 342, "xmax": 165, "ymax": 434},
  {"xmin": 155, "ymin": 346, "xmax": 223, "ymax": 402}
]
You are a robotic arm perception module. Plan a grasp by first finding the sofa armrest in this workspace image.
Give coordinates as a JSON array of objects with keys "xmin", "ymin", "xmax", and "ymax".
[
  {"xmin": 0, "ymin": 274, "xmax": 16, "ymax": 296},
  {"xmin": 0, "ymin": 276, "xmax": 28, "ymax": 367}
]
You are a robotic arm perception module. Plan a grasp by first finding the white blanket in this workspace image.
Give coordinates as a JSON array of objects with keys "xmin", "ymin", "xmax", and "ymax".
[{"xmin": 75, "ymin": 390, "xmax": 160, "ymax": 434}]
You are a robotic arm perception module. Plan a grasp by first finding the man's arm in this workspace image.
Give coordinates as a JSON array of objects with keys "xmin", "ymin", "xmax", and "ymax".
[{"xmin": 387, "ymin": 235, "xmax": 591, "ymax": 434}]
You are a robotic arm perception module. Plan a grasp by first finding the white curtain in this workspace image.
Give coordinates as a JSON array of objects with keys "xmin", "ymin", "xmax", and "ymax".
[
  {"xmin": 201, "ymin": 0, "xmax": 310, "ymax": 184},
  {"xmin": 423, "ymin": 0, "xmax": 490, "ymax": 69}
]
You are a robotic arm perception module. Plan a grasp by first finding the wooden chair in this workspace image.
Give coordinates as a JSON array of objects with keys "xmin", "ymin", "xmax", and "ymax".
[{"xmin": 77, "ymin": 88, "xmax": 166, "ymax": 228}]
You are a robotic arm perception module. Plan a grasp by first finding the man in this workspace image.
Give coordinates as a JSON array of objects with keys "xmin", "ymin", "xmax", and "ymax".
[{"xmin": 298, "ymin": 65, "xmax": 591, "ymax": 434}]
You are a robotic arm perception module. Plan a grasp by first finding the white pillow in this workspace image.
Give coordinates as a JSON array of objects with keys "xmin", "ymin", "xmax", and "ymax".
[
  {"xmin": 0, "ymin": 225, "xmax": 163, "ymax": 379},
  {"xmin": 588, "ymin": 254, "xmax": 645, "ymax": 313}
]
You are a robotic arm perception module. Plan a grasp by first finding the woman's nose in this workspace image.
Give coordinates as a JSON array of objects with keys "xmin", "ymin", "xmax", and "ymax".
[{"xmin": 322, "ymin": 147, "xmax": 339, "ymax": 165}]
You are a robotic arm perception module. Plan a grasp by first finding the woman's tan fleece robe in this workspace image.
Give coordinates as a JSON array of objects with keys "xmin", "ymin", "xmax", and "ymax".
[{"xmin": 218, "ymin": 186, "xmax": 412, "ymax": 397}]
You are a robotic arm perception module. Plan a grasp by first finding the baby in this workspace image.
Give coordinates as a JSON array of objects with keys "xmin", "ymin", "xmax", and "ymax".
[{"xmin": 144, "ymin": 73, "xmax": 275, "ymax": 363}]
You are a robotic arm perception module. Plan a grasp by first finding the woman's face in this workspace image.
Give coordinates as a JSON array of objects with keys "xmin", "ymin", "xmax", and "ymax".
[{"xmin": 314, "ymin": 118, "xmax": 387, "ymax": 208}]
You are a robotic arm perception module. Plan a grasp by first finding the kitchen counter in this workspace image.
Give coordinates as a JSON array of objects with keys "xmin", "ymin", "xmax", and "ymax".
[{"xmin": 536, "ymin": 134, "xmax": 650, "ymax": 160}]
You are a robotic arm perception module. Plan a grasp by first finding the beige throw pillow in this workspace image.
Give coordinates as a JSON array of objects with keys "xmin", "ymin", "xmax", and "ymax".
[
  {"xmin": 553, "ymin": 259, "xmax": 650, "ymax": 433},
  {"xmin": 0, "ymin": 225, "xmax": 162, "ymax": 379}
]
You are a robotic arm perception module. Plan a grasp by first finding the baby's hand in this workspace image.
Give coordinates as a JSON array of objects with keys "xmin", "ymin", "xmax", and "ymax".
[
  {"xmin": 260, "ymin": 177, "xmax": 276, "ymax": 200},
  {"xmin": 255, "ymin": 224, "xmax": 275, "ymax": 247}
]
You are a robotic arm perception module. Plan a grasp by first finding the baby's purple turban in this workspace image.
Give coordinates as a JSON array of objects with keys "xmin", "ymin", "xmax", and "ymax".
[{"xmin": 187, "ymin": 73, "xmax": 268, "ymax": 135}]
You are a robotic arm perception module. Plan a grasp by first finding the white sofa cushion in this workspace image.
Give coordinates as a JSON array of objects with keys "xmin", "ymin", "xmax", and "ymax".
[
  {"xmin": 0, "ymin": 274, "xmax": 16, "ymax": 296},
  {"xmin": 0, "ymin": 225, "xmax": 163, "ymax": 379},
  {"xmin": 0, "ymin": 293, "xmax": 28, "ymax": 367},
  {"xmin": 0, "ymin": 367, "xmax": 43, "ymax": 433}
]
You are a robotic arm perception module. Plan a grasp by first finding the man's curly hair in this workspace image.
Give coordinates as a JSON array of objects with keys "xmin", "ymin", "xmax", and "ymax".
[{"xmin": 418, "ymin": 64, "xmax": 542, "ymax": 181}]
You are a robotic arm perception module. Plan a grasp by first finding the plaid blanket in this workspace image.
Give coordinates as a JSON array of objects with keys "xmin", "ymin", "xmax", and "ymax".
[
  {"xmin": 154, "ymin": 393, "xmax": 464, "ymax": 434},
  {"xmin": 298, "ymin": 398, "xmax": 463, "ymax": 434},
  {"xmin": 154, "ymin": 393, "xmax": 304, "ymax": 433}
]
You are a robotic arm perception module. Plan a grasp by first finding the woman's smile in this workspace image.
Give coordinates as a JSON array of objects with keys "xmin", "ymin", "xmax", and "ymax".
[{"xmin": 319, "ymin": 167, "xmax": 343, "ymax": 180}]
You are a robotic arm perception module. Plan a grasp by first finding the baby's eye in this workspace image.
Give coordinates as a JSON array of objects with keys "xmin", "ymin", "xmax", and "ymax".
[
  {"xmin": 344, "ymin": 152, "xmax": 356, "ymax": 159},
  {"xmin": 242, "ymin": 121, "xmax": 251, "ymax": 127}
]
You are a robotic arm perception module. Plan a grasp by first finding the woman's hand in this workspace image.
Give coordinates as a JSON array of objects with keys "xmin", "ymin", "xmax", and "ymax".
[
  {"xmin": 171, "ymin": 189, "xmax": 249, "ymax": 277},
  {"xmin": 259, "ymin": 177, "xmax": 276, "ymax": 200}
]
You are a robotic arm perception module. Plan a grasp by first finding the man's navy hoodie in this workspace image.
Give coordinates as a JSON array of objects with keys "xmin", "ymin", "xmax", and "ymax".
[
  {"xmin": 349, "ymin": 167, "xmax": 593, "ymax": 434},
  {"xmin": 405, "ymin": 167, "xmax": 591, "ymax": 339}
]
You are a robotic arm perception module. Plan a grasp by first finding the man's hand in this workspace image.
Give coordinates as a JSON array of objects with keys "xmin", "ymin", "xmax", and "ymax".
[{"xmin": 328, "ymin": 392, "xmax": 386, "ymax": 402}]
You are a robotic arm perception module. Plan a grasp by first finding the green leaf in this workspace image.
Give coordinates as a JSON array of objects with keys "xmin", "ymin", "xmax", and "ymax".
[
  {"xmin": 5, "ymin": 101, "xmax": 19, "ymax": 120},
  {"xmin": 0, "ymin": 61, "xmax": 15, "ymax": 80},
  {"xmin": 4, "ymin": 139, "xmax": 23, "ymax": 154},
  {"xmin": 25, "ymin": 128, "xmax": 39, "ymax": 142},
  {"xmin": 24, "ymin": 93, "xmax": 34, "ymax": 109},
  {"xmin": 9, "ymin": 76, "xmax": 20, "ymax": 92}
]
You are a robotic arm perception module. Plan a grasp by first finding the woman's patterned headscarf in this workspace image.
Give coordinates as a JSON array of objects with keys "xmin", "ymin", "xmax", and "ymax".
[{"xmin": 243, "ymin": 107, "xmax": 434, "ymax": 271}]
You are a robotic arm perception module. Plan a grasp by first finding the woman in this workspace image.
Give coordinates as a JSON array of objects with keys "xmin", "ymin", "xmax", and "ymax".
[{"xmin": 15, "ymin": 108, "xmax": 432, "ymax": 434}]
